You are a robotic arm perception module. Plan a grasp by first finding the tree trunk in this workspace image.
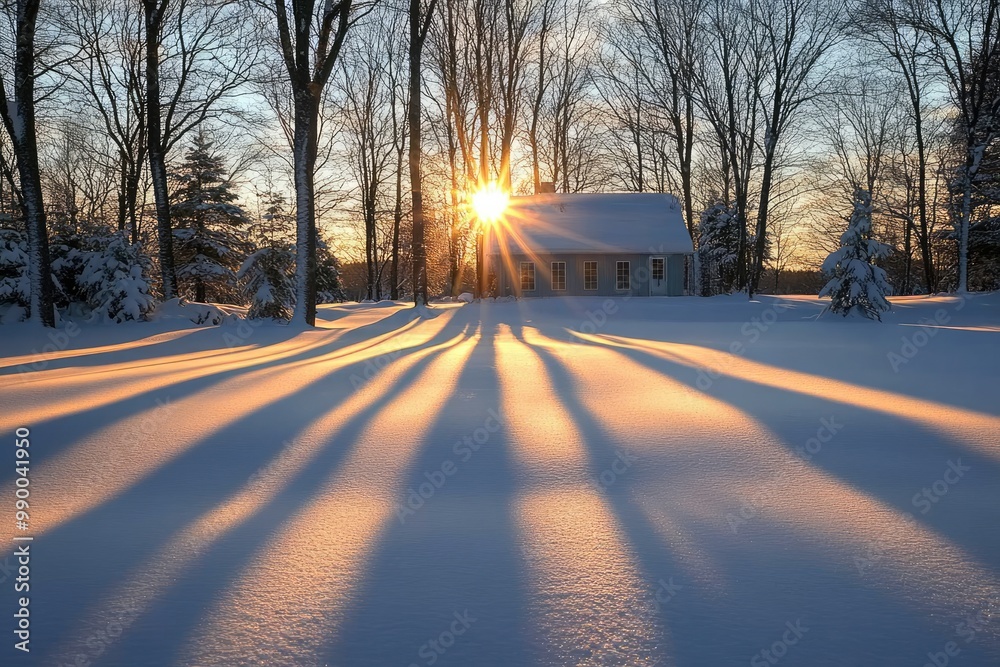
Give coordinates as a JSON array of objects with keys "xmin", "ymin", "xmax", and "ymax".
[
  {"xmin": 391, "ymin": 142, "xmax": 404, "ymax": 300},
  {"xmin": 0, "ymin": 0, "xmax": 54, "ymax": 326},
  {"xmin": 144, "ymin": 0, "xmax": 177, "ymax": 300},
  {"xmin": 957, "ymin": 160, "xmax": 972, "ymax": 293},
  {"xmin": 291, "ymin": 89, "xmax": 319, "ymax": 324},
  {"xmin": 408, "ymin": 0, "xmax": 435, "ymax": 306}
]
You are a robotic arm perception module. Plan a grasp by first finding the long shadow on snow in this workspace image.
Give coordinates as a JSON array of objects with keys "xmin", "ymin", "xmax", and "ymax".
[
  {"xmin": 27, "ymin": 316, "xmax": 477, "ymax": 666},
  {"xmin": 567, "ymin": 333, "xmax": 1000, "ymax": 572},
  {"xmin": 0, "ymin": 307, "xmax": 429, "ymax": 475},
  {"xmin": 325, "ymin": 319, "xmax": 530, "ymax": 667},
  {"xmin": 529, "ymin": 296, "xmax": 1000, "ymax": 418},
  {"xmin": 516, "ymin": 325, "xmax": 989, "ymax": 666}
]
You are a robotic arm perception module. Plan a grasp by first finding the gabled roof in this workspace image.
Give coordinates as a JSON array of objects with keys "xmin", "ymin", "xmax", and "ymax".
[{"xmin": 487, "ymin": 192, "xmax": 694, "ymax": 256}]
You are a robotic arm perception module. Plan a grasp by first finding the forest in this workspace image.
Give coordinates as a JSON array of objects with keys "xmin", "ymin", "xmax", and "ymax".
[{"xmin": 0, "ymin": 0, "xmax": 998, "ymax": 326}]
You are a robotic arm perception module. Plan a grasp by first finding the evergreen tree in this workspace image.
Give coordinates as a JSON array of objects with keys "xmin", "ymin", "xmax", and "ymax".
[
  {"xmin": 170, "ymin": 132, "xmax": 249, "ymax": 303},
  {"xmin": 239, "ymin": 192, "xmax": 296, "ymax": 320},
  {"xmin": 0, "ymin": 229, "xmax": 29, "ymax": 313},
  {"xmin": 698, "ymin": 200, "xmax": 740, "ymax": 295},
  {"xmin": 820, "ymin": 188, "xmax": 893, "ymax": 320},
  {"xmin": 316, "ymin": 235, "xmax": 347, "ymax": 304}
]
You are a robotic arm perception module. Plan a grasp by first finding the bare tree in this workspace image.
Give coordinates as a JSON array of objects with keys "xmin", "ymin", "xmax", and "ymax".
[
  {"xmin": 409, "ymin": 0, "xmax": 440, "ymax": 305},
  {"xmin": 909, "ymin": 0, "xmax": 1000, "ymax": 292},
  {"xmin": 746, "ymin": 0, "xmax": 840, "ymax": 295},
  {"xmin": 856, "ymin": 0, "xmax": 940, "ymax": 291},
  {"xmin": 340, "ymin": 12, "xmax": 401, "ymax": 300},
  {"xmin": 618, "ymin": 0, "xmax": 700, "ymax": 233},
  {"xmin": 65, "ymin": 0, "xmax": 147, "ymax": 241},
  {"xmin": 0, "ymin": 0, "xmax": 55, "ymax": 325},
  {"xmin": 266, "ymin": 0, "xmax": 362, "ymax": 323}
]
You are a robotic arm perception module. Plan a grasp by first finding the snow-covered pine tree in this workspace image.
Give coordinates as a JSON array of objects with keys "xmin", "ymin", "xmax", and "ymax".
[
  {"xmin": 698, "ymin": 200, "xmax": 740, "ymax": 295},
  {"xmin": 820, "ymin": 188, "xmax": 893, "ymax": 320},
  {"xmin": 316, "ymin": 235, "xmax": 347, "ymax": 304},
  {"xmin": 239, "ymin": 192, "xmax": 296, "ymax": 320},
  {"xmin": 171, "ymin": 132, "xmax": 249, "ymax": 304},
  {"xmin": 79, "ymin": 231, "xmax": 156, "ymax": 322}
]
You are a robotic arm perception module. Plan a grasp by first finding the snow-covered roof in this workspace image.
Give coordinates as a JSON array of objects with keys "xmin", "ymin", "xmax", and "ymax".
[{"xmin": 487, "ymin": 192, "xmax": 694, "ymax": 256}]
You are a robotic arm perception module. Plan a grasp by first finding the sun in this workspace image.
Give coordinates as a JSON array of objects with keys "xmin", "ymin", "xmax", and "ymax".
[{"xmin": 470, "ymin": 182, "xmax": 510, "ymax": 225}]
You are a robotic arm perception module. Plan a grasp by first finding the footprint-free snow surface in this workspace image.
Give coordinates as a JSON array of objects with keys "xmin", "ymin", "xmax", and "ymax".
[{"xmin": 2, "ymin": 294, "xmax": 999, "ymax": 666}]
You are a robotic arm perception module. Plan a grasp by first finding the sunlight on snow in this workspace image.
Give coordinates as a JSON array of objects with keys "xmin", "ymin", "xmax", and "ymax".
[
  {"xmin": 496, "ymin": 325, "xmax": 668, "ymax": 667},
  {"xmin": 48, "ymin": 327, "xmax": 473, "ymax": 664},
  {"xmin": 574, "ymin": 332, "xmax": 1000, "ymax": 464},
  {"xmin": 558, "ymin": 329, "xmax": 1000, "ymax": 634},
  {"xmin": 0, "ymin": 310, "xmax": 456, "ymax": 547},
  {"xmin": 179, "ymin": 332, "xmax": 479, "ymax": 666}
]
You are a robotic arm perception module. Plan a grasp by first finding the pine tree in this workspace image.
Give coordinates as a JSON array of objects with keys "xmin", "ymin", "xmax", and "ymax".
[
  {"xmin": 316, "ymin": 235, "xmax": 346, "ymax": 304},
  {"xmin": 170, "ymin": 132, "xmax": 249, "ymax": 303},
  {"xmin": 239, "ymin": 192, "xmax": 296, "ymax": 320},
  {"xmin": 820, "ymin": 188, "xmax": 893, "ymax": 319},
  {"xmin": 698, "ymin": 200, "xmax": 740, "ymax": 295}
]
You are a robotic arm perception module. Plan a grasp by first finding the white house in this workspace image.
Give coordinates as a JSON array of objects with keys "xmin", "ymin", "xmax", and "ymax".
[{"xmin": 486, "ymin": 192, "xmax": 694, "ymax": 297}]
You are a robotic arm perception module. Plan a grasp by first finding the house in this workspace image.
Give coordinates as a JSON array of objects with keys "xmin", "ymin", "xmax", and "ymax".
[{"xmin": 486, "ymin": 192, "xmax": 694, "ymax": 298}]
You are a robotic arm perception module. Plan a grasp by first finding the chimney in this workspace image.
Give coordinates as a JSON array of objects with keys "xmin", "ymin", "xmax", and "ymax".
[{"xmin": 537, "ymin": 181, "xmax": 555, "ymax": 194}]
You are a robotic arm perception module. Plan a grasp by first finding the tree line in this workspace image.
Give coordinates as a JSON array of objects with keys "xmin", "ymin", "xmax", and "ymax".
[{"xmin": 0, "ymin": 0, "xmax": 997, "ymax": 327}]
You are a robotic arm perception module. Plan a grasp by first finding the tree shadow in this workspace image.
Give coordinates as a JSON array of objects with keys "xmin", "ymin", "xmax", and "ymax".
[
  {"xmin": 515, "ymin": 325, "xmax": 1000, "ymax": 665},
  {"xmin": 322, "ymin": 320, "xmax": 528, "ymax": 666},
  {"xmin": 0, "ymin": 307, "xmax": 436, "ymax": 475},
  {"xmin": 29, "ymin": 318, "xmax": 476, "ymax": 667}
]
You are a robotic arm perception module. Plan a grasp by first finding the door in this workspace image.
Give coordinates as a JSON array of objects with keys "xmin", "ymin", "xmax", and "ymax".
[{"xmin": 649, "ymin": 257, "xmax": 667, "ymax": 295}]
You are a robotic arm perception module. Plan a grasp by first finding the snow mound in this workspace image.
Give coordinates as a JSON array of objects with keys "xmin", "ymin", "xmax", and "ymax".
[
  {"xmin": 457, "ymin": 292, "xmax": 474, "ymax": 303},
  {"xmin": 0, "ymin": 303, "xmax": 26, "ymax": 324},
  {"xmin": 151, "ymin": 298, "xmax": 245, "ymax": 326}
]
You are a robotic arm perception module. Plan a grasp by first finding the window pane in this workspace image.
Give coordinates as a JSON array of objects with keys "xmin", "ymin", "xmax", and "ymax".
[
  {"xmin": 520, "ymin": 262, "xmax": 535, "ymax": 291},
  {"xmin": 551, "ymin": 262, "xmax": 566, "ymax": 290},
  {"xmin": 584, "ymin": 261, "xmax": 598, "ymax": 290},
  {"xmin": 616, "ymin": 261, "xmax": 630, "ymax": 290},
  {"xmin": 652, "ymin": 258, "xmax": 665, "ymax": 281}
]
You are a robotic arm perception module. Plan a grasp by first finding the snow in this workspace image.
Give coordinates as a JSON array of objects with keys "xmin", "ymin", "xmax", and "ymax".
[
  {"xmin": 150, "ymin": 297, "xmax": 244, "ymax": 326},
  {"xmin": 1, "ymin": 294, "xmax": 999, "ymax": 666},
  {"xmin": 488, "ymin": 193, "xmax": 694, "ymax": 255}
]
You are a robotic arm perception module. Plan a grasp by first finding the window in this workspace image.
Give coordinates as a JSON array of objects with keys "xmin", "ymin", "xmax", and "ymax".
[
  {"xmin": 551, "ymin": 261, "xmax": 566, "ymax": 290},
  {"xmin": 616, "ymin": 261, "xmax": 630, "ymax": 290},
  {"xmin": 520, "ymin": 262, "xmax": 536, "ymax": 291},
  {"xmin": 584, "ymin": 261, "xmax": 598, "ymax": 290},
  {"xmin": 651, "ymin": 257, "xmax": 665, "ymax": 281}
]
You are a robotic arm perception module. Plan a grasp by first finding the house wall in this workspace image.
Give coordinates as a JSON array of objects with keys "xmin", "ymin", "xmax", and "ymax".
[{"xmin": 490, "ymin": 253, "xmax": 689, "ymax": 297}]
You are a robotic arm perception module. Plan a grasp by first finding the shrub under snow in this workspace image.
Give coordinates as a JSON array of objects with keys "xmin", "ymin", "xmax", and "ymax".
[{"xmin": 79, "ymin": 232, "xmax": 156, "ymax": 323}]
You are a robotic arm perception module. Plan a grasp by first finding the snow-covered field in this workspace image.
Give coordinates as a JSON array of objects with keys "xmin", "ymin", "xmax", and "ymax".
[{"xmin": 1, "ymin": 294, "xmax": 999, "ymax": 667}]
